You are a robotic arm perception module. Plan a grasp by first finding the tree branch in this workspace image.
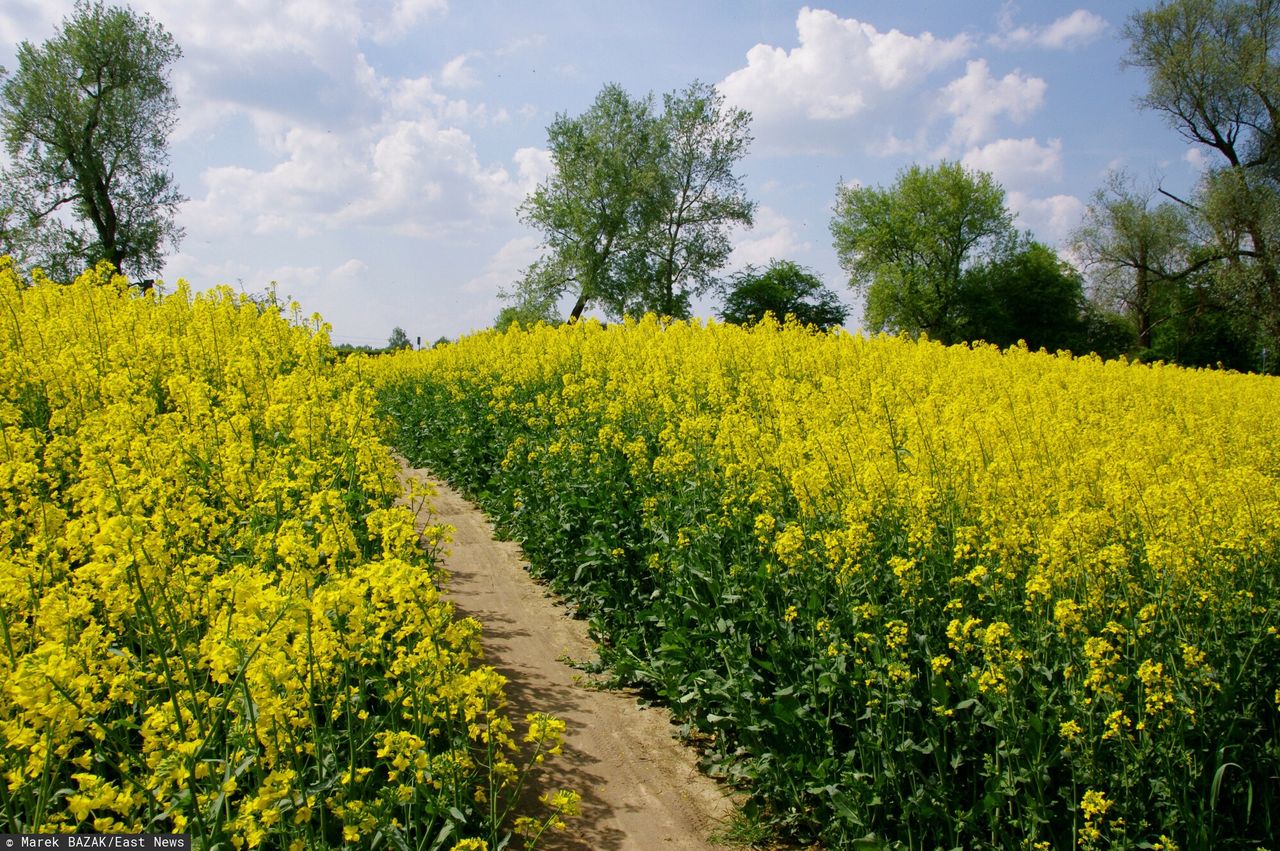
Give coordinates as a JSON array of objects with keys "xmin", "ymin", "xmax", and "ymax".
[{"xmin": 1157, "ymin": 186, "xmax": 1202, "ymax": 212}]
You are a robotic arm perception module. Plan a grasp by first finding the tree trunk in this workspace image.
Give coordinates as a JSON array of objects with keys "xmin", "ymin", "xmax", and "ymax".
[
  {"xmin": 1135, "ymin": 260, "xmax": 1152, "ymax": 350},
  {"xmin": 568, "ymin": 291, "xmax": 588, "ymax": 323}
]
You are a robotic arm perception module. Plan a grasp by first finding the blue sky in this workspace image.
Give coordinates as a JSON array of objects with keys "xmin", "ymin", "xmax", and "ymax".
[{"xmin": 0, "ymin": 1, "xmax": 1206, "ymax": 346}]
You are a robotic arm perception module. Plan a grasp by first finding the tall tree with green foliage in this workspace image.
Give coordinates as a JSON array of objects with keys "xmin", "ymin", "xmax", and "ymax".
[
  {"xmin": 1072, "ymin": 172, "xmax": 1200, "ymax": 350},
  {"xmin": 958, "ymin": 240, "xmax": 1089, "ymax": 352},
  {"xmin": 0, "ymin": 1, "xmax": 184, "ymax": 282},
  {"xmin": 515, "ymin": 81, "xmax": 753, "ymax": 322},
  {"xmin": 517, "ymin": 84, "xmax": 660, "ymax": 322},
  {"xmin": 829, "ymin": 161, "xmax": 1015, "ymax": 341},
  {"xmin": 719, "ymin": 260, "xmax": 848, "ymax": 331},
  {"xmin": 1125, "ymin": 0, "xmax": 1280, "ymax": 354},
  {"xmin": 641, "ymin": 81, "xmax": 755, "ymax": 317}
]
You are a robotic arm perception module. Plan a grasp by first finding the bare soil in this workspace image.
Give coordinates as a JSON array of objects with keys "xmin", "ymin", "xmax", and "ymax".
[{"xmin": 398, "ymin": 464, "xmax": 739, "ymax": 850}]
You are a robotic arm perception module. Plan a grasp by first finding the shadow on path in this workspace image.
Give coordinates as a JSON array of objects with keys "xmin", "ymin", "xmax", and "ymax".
[{"xmin": 400, "ymin": 464, "xmax": 736, "ymax": 851}]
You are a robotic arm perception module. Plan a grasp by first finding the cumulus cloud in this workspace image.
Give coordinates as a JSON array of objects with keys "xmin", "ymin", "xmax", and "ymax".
[
  {"xmin": 461, "ymin": 235, "xmax": 542, "ymax": 295},
  {"xmin": 439, "ymin": 54, "xmax": 478, "ymax": 89},
  {"xmin": 719, "ymin": 7, "xmax": 971, "ymax": 124},
  {"xmin": 962, "ymin": 137, "xmax": 1063, "ymax": 187},
  {"xmin": 62, "ymin": 0, "xmax": 534, "ymax": 249},
  {"xmin": 728, "ymin": 206, "xmax": 812, "ymax": 269},
  {"xmin": 145, "ymin": 0, "xmax": 446, "ymax": 56},
  {"xmin": 992, "ymin": 6, "xmax": 1108, "ymax": 50},
  {"xmin": 513, "ymin": 147, "xmax": 554, "ymax": 193},
  {"xmin": 1008, "ymin": 191, "xmax": 1086, "ymax": 245},
  {"xmin": 329, "ymin": 258, "xmax": 369, "ymax": 282},
  {"xmin": 942, "ymin": 59, "xmax": 1046, "ymax": 146},
  {"xmin": 374, "ymin": 0, "xmax": 448, "ymax": 43},
  {"xmin": 185, "ymin": 112, "xmax": 533, "ymax": 242},
  {"xmin": 123, "ymin": 0, "xmax": 457, "ymax": 138}
]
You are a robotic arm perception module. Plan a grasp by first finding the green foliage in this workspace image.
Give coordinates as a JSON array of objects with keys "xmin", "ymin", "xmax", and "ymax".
[
  {"xmin": 643, "ymin": 81, "xmax": 755, "ymax": 317},
  {"xmin": 0, "ymin": 1, "xmax": 184, "ymax": 280},
  {"xmin": 830, "ymin": 161, "xmax": 1015, "ymax": 341},
  {"xmin": 718, "ymin": 260, "xmax": 848, "ymax": 330},
  {"xmin": 1145, "ymin": 268, "xmax": 1262, "ymax": 369},
  {"xmin": 1124, "ymin": 0, "xmax": 1278, "ymax": 168},
  {"xmin": 496, "ymin": 266, "xmax": 564, "ymax": 330},
  {"xmin": 387, "ymin": 325, "xmax": 412, "ymax": 350},
  {"xmin": 958, "ymin": 240, "xmax": 1087, "ymax": 352},
  {"xmin": 1072, "ymin": 172, "xmax": 1194, "ymax": 350},
  {"xmin": 377, "ymin": 322, "xmax": 1280, "ymax": 849},
  {"xmin": 830, "ymin": 163, "xmax": 1088, "ymax": 352},
  {"xmin": 1079, "ymin": 303, "xmax": 1140, "ymax": 361},
  {"xmin": 517, "ymin": 81, "xmax": 753, "ymax": 322},
  {"xmin": 1121, "ymin": 0, "xmax": 1280, "ymax": 365}
]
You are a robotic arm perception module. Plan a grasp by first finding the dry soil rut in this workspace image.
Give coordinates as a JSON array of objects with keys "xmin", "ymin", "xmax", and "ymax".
[{"xmin": 399, "ymin": 464, "xmax": 738, "ymax": 851}]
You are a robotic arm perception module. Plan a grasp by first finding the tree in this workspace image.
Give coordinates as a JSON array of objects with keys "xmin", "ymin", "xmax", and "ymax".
[
  {"xmin": 719, "ymin": 260, "xmax": 848, "ymax": 330},
  {"xmin": 958, "ymin": 240, "xmax": 1088, "ymax": 352},
  {"xmin": 1071, "ymin": 172, "xmax": 1198, "ymax": 350},
  {"xmin": 641, "ymin": 81, "xmax": 755, "ymax": 317},
  {"xmin": 387, "ymin": 327, "xmax": 412, "ymax": 351},
  {"xmin": 517, "ymin": 81, "xmax": 753, "ymax": 322},
  {"xmin": 0, "ymin": 1, "xmax": 184, "ymax": 281},
  {"xmin": 829, "ymin": 161, "xmax": 1015, "ymax": 341},
  {"xmin": 1125, "ymin": 0, "xmax": 1280, "ymax": 170},
  {"xmin": 1072, "ymin": 172, "xmax": 1262, "ymax": 365},
  {"xmin": 1080, "ymin": 302, "xmax": 1140, "ymax": 360},
  {"xmin": 1124, "ymin": 0, "xmax": 1280, "ymax": 353},
  {"xmin": 494, "ymin": 264, "xmax": 563, "ymax": 330},
  {"xmin": 518, "ymin": 84, "xmax": 659, "ymax": 323},
  {"xmin": 1147, "ymin": 266, "xmax": 1260, "ymax": 368}
]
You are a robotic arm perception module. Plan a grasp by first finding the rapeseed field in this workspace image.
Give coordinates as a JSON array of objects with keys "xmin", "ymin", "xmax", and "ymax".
[
  {"xmin": 0, "ymin": 261, "xmax": 573, "ymax": 849},
  {"xmin": 375, "ymin": 315, "xmax": 1280, "ymax": 849}
]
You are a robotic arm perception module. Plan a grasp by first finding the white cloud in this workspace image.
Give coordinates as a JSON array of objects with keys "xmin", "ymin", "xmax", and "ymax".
[
  {"xmin": 439, "ymin": 54, "xmax": 478, "ymax": 89},
  {"xmin": 183, "ymin": 110, "xmax": 528, "ymax": 241},
  {"xmin": 729, "ymin": 206, "xmax": 812, "ymax": 269},
  {"xmin": 1185, "ymin": 147, "xmax": 1211, "ymax": 171},
  {"xmin": 97, "ymin": 0, "xmax": 534, "ymax": 250},
  {"xmin": 513, "ymin": 147, "xmax": 553, "ymax": 193},
  {"xmin": 127, "ymin": 0, "xmax": 454, "ymax": 139},
  {"xmin": 942, "ymin": 59, "xmax": 1046, "ymax": 146},
  {"xmin": 993, "ymin": 7, "xmax": 1108, "ymax": 50},
  {"xmin": 868, "ymin": 128, "xmax": 930, "ymax": 158},
  {"xmin": 148, "ymin": 0, "xmax": 447, "ymax": 53},
  {"xmin": 718, "ymin": 7, "xmax": 971, "ymax": 124},
  {"xmin": 375, "ymin": 0, "xmax": 448, "ymax": 43},
  {"xmin": 385, "ymin": 73, "xmax": 503, "ymax": 126},
  {"xmin": 1040, "ymin": 10, "xmax": 1109, "ymax": 48},
  {"xmin": 962, "ymin": 137, "xmax": 1063, "ymax": 187},
  {"xmin": 263, "ymin": 263, "xmax": 324, "ymax": 294},
  {"xmin": 261, "ymin": 258, "xmax": 413, "ymax": 346},
  {"xmin": 1008, "ymin": 191, "xmax": 1086, "ymax": 244},
  {"xmin": 329, "ymin": 258, "xmax": 369, "ymax": 282},
  {"xmin": 462, "ymin": 235, "xmax": 542, "ymax": 295}
]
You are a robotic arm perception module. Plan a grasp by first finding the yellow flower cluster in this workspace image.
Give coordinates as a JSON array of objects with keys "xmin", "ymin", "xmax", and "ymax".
[
  {"xmin": 373, "ymin": 314, "xmax": 1280, "ymax": 847},
  {"xmin": 0, "ymin": 260, "xmax": 566, "ymax": 848}
]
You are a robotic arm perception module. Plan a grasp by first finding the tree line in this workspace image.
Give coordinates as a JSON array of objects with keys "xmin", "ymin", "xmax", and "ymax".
[
  {"xmin": 507, "ymin": 0, "xmax": 1280, "ymax": 372},
  {"xmin": 3, "ymin": 1, "xmax": 1279, "ymax": 371}
]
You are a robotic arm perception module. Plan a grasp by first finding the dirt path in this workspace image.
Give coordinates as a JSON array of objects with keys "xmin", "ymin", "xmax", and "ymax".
[{"xmin": 399, "ymin": 464, "xmax": 739, "ymax": 851}]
